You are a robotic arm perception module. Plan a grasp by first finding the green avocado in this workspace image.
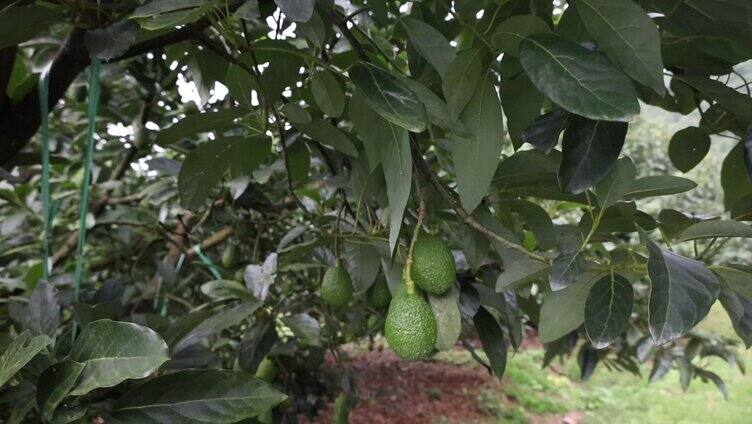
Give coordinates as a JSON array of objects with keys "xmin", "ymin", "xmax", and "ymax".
[
  {"xmin": 385, "ymin": 292, "xmax": 437, "ymax": 361},
  {"xmin": 222, "ymin": 245, "xmax": 241, "ymax": 269},
  {"xmin": 366, "ymin": 277, "xmax": 392, "ymax": 310},
  {"xmin": 411, "ymin": 234, "xmax": 456, "ymax": 295},
  {"xmin": 319, "ymin": 266, "xmax": 354, "ymax": 307},
  {"xmin": 254, "ymin": 357, "xmax": 277, "ymax": 382}
]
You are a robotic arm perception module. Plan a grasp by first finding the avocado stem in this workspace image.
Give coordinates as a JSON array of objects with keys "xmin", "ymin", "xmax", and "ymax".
[{"xmin": 404, "ymin": 176, "xmax": 426, "ymax": 296}]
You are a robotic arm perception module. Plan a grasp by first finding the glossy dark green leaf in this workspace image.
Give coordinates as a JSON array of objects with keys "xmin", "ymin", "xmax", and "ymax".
[
  {"xmin": 500, "ymin": 58, "xmax": 546, "ymax": 149},
  {"xmin": 492, "ymin": 14, "xmax": 552, "ymax": 56},
  {"xmin": 722, "ymin": 141, "xmax": 752, "ymax": 210},
  {"xmin": 400, "ymin": 77, "xmax": 469, "ymax": 136},
  {"xmin": 668, "ymin": 127, "xmax": 711, "ymax": 173},
  {"xmin": 713, "ymin": 266, "xmax": 752, "ymax": 301},
  {"xmin": 37, "ymin": 360, "xmax": 85, "ymax": 422},
  {"xmin": 380, "ymin": 118, "xmax": 412, "ymax": 252},
  {"xmin": 131, "ymin": 0, "xmax": 206, "ymax": 17},
  {"xmin": 677, "ymin": 220, "xmax": 752, "ymax": 242},
  {"xmin": 223, "ymin": 63, "xmax": 255, "ymax": 107},
  {"xmin": 743, "ymin": 129, "xmax": 752, "ymax": 182},
  {"xmin": 311, "ymin": 70, "xmax": 345, "ymax": 117},
  {"xmin": 539, "ymin": 272, "xmax": 602, "ymax": 343},
  {"xmin": 645, "ymin": 236, "xmax": 719, "ymax": 345},
  {"xmin": 520, "ymin": 109, "xmax": 570, "ymax": 153},
  {"xmin": 8, "ymin": 280, "xmax": 60, "ymax": 338},
  {"xmin": 296, "ymin": 119, "xmax": 358, "ymax": 157},
  {"xmin": 473, "ymin": 307, "xmax": 508, "ymax": 382},
  {"xmin": 273, "ymin": 0, "xmax": 315, "ymax": 22},
  {"xmin": 200, "ymin": 280, "xmax": 256, "ymax": 302},
  {"xmin": 135, "ymin": 5, "xmax": 210, "ymax": 30},
  {"xmin": 595, "ymin": 157, "xmax": 637, "ymax": 209},
  {"xmin": 442, "ymin": 48, "xmax": 482, "ymax": 116},
  {"xmin": 519, "ymin": 34, "xmax": 640, "ymax": 121},
  {"xmin": 549, "ymin": 237, "xmax": 587, "ymax": 291},
  {"xmin": 156, "ymin": 109, "xmax": 248, "ymax": 146},
  {"xmin": 68, "ymin": 320, "xmax": 169, "ymax": 396},
  {"xmin": 659, "ymin": 209, "xmax": 701, "ymax": 240},
  {"xmin": 178, "ymin": 136, "xmax": 271, "ymax": 210},
  {"xmin": 173, "ymin": 301, "xmax": 261, "ymax": 353},
  {"xmin": 350, "ymin": 92, "xmax": 385, "ymax": 171},
  {"xmin": 558, "ymin": 116, "xmax": 628, "ymax": 194},
  {"xmin": 401, "ymin": 17, "xmax": 456, "ymax": 76},
  {"xmin": 577, "ymin": 0, "xmax": 665, "ymax": 95},
  {"xmin": 84, "ymin": 21, "xmax": 140, "ymax": 61},
  {"xmin": 110, "ymin": 369, "xmax": 287, "ymax": 423},
  {"xmin": 584, "ymin": 273, "xmax": 634, "ymax": 349},
  {"xmin": 450, "ymin": 75, "xmax": 504, "ymax": 213},
  {"xmin": 429, "ymin": 288, "xmax": 461, "ymax": 351},
  {"xmin": 344, "ymin": 242, "xmax": 380, "ymax": 293},
  {"xmin": 624, "ymin": 175, "xmax": 697, "ymax": 200},
  {"xmin": 280, "ymin": 103, "xmax": 312, "ymax": 125},
  {"xmin": 718, "ymin": 286, "xmax": 752, "ymax": 348},
  {"xmin": 679, "ymin": 76, "xmax": 752, "ymax": 125},
  {"xmin": 0, "ymin": 332, "xmax": 51, "ymax": 389},
  {"xmin": 349, "ymin": 62, "xmax": 428, "ymax": 132}
]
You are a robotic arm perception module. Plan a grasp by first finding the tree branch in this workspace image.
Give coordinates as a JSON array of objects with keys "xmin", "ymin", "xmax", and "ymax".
[{"xmin": 409, "ymin": 138, "xmax": 551, "ymax": 264}]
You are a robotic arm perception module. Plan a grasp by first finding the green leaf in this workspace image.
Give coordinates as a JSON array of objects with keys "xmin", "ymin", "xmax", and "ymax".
[
  {"xmin": 492, "ymin": 15, "xmax": 552, "ymax": 56},
  {"xmin": 135, "ymin": 6, "xmax": 209, "ymax": 30},
  {"xmin": 311, "ymin": 70, "xmax": 345, "ymax": 118},
  {"xmin": 0, "ymin": 5, "xmax": 64, "ymax": 49},
  {"xmin": 539, "ymin": 272, "xmax": 602, "ymax": 343},
  {"xmin": 520, "ymin": 109, "xmax": 570, "ymax": 153},
  {"xmin": 110, "ymin": 369, "xmax": 287, "ymax": 423},
  {"xmin": 68, "ymin": 320, "xmax": 169, "ymax": 396},
  {"xmin": 295, "ymin": 119, "xmax": 358, "ymax": 157},
  {"xmin": 401, "ymin": 17, "xmax": 456, "ymax": 77},
  {"xmin": 131, "ymin": 0, "xmax": 207, "ymax": 18},
  {"xmin": 519, "ymin": 34, "xmax": 640, "ymax": 121},
  {"xmin": 584, "ymin": 273, "xmax": 633, "ymax": 349},
  {"xmin": 280, "ymin": 102, "xmax": 312, "ymax": 125},
  {"xmin": 350, "ymin": 92, "xmax": 386, "ymax": 171},
  {"xmin": 677, "ymin": 220, "xmax": 752, "ymax": 242},
  {"xmin": 156, "ymin": 109, "xmax": 248, "ymax": 146},
  {"xmin": 473, "ymin": 307, "xmax": 508, "ymax": 382},
  {"xmin": 344, "ymin": 242, "xmax": 380, "ymax": 293},
  {"xmin": 442, "ymin": 48, "xmax": 482, "ymax": 116},
  {"xmin": 380, "ymin": 118, "xmax": 412, "ymax": 252},
  {"xmin": 349, "ymin": 62, "xmax": 428, "ymax": 132},
  {"xmin": 558, "ymin": 116, "xmax": 628, "ymax": 194},
  {"xmin": 281, "ymin": 313, "xmax": 320, "ymax": 346},
  {"xmin": 200, "ymin": 280, "xmax": 256, "ymax": 302},
  {"xmin": 679, "ymin": 75, "xmax": 752, "ymax": 125},
  {"xmin": 8, "ymin": 280, "xmax": 60, "ymax": 338},
  {"xmin": 645, "ymin": 236, "xmax": 719, "ymax": 345},
  {"xmin": 500, "ymin": 57, "xmax": 545, "ymax": 149},
  {"xmin": 0, "ymin": 331, "xmax": 51, "ymax": 389},
  {"xmin": 173, "ymin": 301, "xmax": 261, "ymax": 353},
  {"xmin": 550, "ymin": 237, "xmax": 587, "ymax": 291},
  {"xmin": 450, "ymin": 75, "xmax": 504, "ymax": 213},
  {"xmin": 178, "ymin": 136, "xmax": 271, "ymax": 210},
  {"xmin": 595, "ymin": 157, "xmax": 637, "ymax": 209},
  {"xmin": 223, "ymin": 63, "xmax": 255, "ymax": 107},
  {"xmin": 428, "ymin": 288, "xmax": 461, "ymax": 351},
  {"xmin": 84, "ymin": 21, "xmax": 140, "ymax": 61},
  {"xmin": 576, "ymin": 0, "xmax": 665, "ymax": 95},
  {"xmin": 668, "ymin": 127, "xmax": 711, "ymax": 173},
  {"xmin": 624, "ymin": 175, "xmax": 697, "ymax": 200},
  {"xmin": 37, "ymin": 361, "xmax": 85, "ymax": 422},
  {"xmin": 399, "ymin": 77, "xmax": 469, "ymax": 136},
  {"xmin": 718, "ymin": 286, "xmax": 752, "ymax": 348},
  {"xmin": 713, "ymin": 266, "xmax": 752, "ymax": 301},
  {"xmin": 722, "ymin": 141, "xmax": 752, "ymax": 210},
  {"xmin": 273, "ymin": 0, "xmax": 315, "ymax": 22}
]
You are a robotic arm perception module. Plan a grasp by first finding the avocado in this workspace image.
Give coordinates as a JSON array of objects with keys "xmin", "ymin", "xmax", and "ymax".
[
  {"xmin": 411, "ymin": 234, "xmax": 456, "ymax": 295},
  {"xmin": 222, "ymin": 245, "xmax": 241, "ymax": 269},
  {"xmin": 366, "ymin": 277, "xmax": 392, "ymax": 310},
  {"xmin": 254, "ymin": 357, "xmax": 277, "ymax": 382},
  {"xmin": 319, "ymin": 266, "xmax": 354, "ymax": 307},
  {"xmin": 385, "ymin": 292, "xmax": 437, "ymax": 361}
]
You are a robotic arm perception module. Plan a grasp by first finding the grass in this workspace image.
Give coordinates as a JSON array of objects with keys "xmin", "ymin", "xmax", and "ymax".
[{"xmin": 436, "ymin": 304, "xmax": 752, "ymax": 423}]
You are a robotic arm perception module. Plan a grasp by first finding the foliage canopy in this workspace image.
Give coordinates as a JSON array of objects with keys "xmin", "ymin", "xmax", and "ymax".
[{"xmin": 1, "ymin": 0, "xmax": 752, "ymax": 422}]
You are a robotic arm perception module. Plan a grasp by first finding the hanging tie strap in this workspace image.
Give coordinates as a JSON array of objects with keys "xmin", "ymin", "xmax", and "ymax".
[
  {"xmin": 38, "ymin": 67, "xmax": 52, "ymax": 280},
  {"xmin": 72, "ymin": 59, "xmax": 102, "ymax": 338}
]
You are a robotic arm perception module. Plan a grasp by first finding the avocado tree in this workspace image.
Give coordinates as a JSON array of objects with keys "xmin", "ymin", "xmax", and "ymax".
[{"xmin": 1, "ymin": 0, "xmax": 752, "ymax": 422}]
